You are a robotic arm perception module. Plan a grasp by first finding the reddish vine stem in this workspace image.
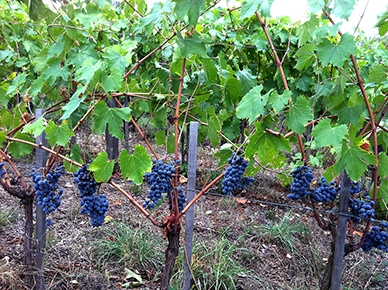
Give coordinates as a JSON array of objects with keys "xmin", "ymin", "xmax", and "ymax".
[
  {"xmin": 360, "ymin": 95, "xmax": 388, "ymax": 137},
  {"xmin": 109, "ymin": 181, "xmax": 161, "ymax": 227},
  {"xmin": 73, "ymin": 96, "xmax": 106, "ymax": 132},
  {"xmin": 112, "ymin": 96, "xmax": 159, "ymax": 160},
  {"xmin": 324, "ymin": 10, "xmax": 379, "ymax": 251},
  {"xmin": 177, "ymin": 172, "xmax": 225, "ymax": 220},
  {"xmin": 173, "ymin": 58, "xmax": 187, "ymax": 217},
  {"xmin": 0, "ymin": 148, "xmax": 26, "ymax": 190},
  {"xmin": 255, "ymin": 11, "xmax": 306, "ymax": 162}
]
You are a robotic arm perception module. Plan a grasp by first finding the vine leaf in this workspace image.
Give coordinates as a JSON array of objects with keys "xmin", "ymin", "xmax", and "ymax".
[
  {"xmin": 298, "ymin": 15, "xmax": 319, "ymax": 46},
  {"xmin": 119, "ymin": 145, "xmax": 152, "ymax": 185},
  {"xmin": 176, "ymin": 31, "xmax": 208, "ymax": 58},
  {"xmin": 335, "ymin": 141, "xmax": 376, "ymax": 180},
  {"xmin": 246, "ymin": 122, "xmax": 291, "ymax": 162},
  {"xmin": 378, "ymin": 152, "xmax": 388, "ymax": 178},
  {"xmin": 368, "ymin": 64, "xmax": 388, "ymax": 84},
  {"xmin": 89, "ymin": 152, "xmax": 115, "ymax": 182},
  {"xmin": 22, "ymin": 116, "xmax": 45, "ymax": 138},
  {"xmin": 268, "ymin": 90, "xmax": 291, "ymax": 113},
  {"xmin": 101, "ymin": 68, "xmax": 123, "ymax": 93},
  {"xmin": 155, "ymin": 130, "xmax": 166, "ymax": 146},
  {"xmin": 47, "ymin": 35, "xmax": 65, "ymax": 59},
  {"xmin": 317, "ymin": 33, "xmax": 357, "ymax": 67},
  {"xmin": 294, "ymin": 43, "xmax": 315, "ymax": 71},
  {"xmin": 215, "ymin": 144, "xmax": 233, "ymax": 166},
  {"xmin": 94, "ymin": 101, "xmax": 132, "ymax": 140},
  {"xmin": 225, "ymin": 76, "xmax": 242, "ymax": 105},
  {"xmin": 6, "ymin": 73, "xmax": 26, "ymax": 96},
  {"xmin": 311, "ymin": 118, "xmax": 347, "ymax": 147},
  {"xmin": 64, "ymin": 143, "xmax": 83, "ymax": 173},
  {"xmin": 173, "ymin": 0, "xmax": 205, "ymax": 27},
  {"xmin": 375, "ymin": 10, "xmax": 388, "ymax": 36},
  {"xmin": 332, "ymin": 102, "xmax": 363, "ymax": 124},
  {"xmin": 241, "ymin": 0, "xmax": 274, "ymax": 19},
  {"xmin": 60, "ymin": 85, "xmax": 87, "ymax": 120},
  {"xmin": 307, "ymin": 0, "xmax": 325, "ymax": 13},
  {"xmin": 42, "ymin": 58, "xmax": 71, "ymax": 85},
  {"xmin": 332, "ymin": 0, "xmax": 356, "ymax": 21},
  {"xmin": 8, "ymin": 132, "xmax": 34, "ymax": 158},
  {"xmin": 377, "ymin": 178, "xmax": 388, "ymax": 212},
  {"xmin": 0, "ymin": 131, "xmax": 5, "ymax": 147},
  {"xmin": 46, "ymin": 120, "xmax": 75, "ymax": 147},
  {"xmin": 236, "ymin": 85, "xmax": 270, "ymax": 123},
  {"xmin": 286, "ymin": 98, "xmax": 312, "ymax": 134},
  {"xmin": 202, "ymin": 58, "xmax": 218, "ymax": 84},
  {"xmin": 237, "ymin": 68, "xmax": 257, "ymax": 96}
]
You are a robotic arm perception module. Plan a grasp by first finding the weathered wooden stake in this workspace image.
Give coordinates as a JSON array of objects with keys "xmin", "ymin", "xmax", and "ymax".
[
  {"xmin": 183, "ymin": 122, "xmax": 198, "ymax": 290},
  {"xmin": 105, "ymin": 98, "xmax": 119, "ymax": 160},
  {"xmin": 331, "ymin": 169, "xmax": 351, "ymax": 290},
  {"xmin": 35, "ymin": 108, "xmax": 47, "ymax": 290}
]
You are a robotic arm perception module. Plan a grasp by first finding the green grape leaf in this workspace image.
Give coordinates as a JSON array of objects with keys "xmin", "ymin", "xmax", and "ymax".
[
  {"xmin": 311, "ymin": 118, "xmax": 347, "ymax": 148},
  {"xmin": 167, "ymin": 131, "xmax": 175, "ymax": 154},
  {"xmin": 22, "ymin": 116, "xmax": 46, "ymax": 138},
  {"xmin": 60, "ymin": 85, "xmax": 88, "ymax": 120},
  {"xmin": 332, "ymin": 102, "xmax": 363, "ymax": 124},
  {"xmin": 236, "ymin": 68, "xmax": 257, "ymax": 96},
  {"xmin": 89, "ymin": 151, "xmax": 115, "ymax": 182},
  {"xmin": 7, "ymin": 73, "xmax": 27, "ymax": 96},
  {"xmin": 368, "ymin": 64, "xmax": 388, "ymax": 84},
  {"xmin": 225, "ymin": 76, "xmax": 242, "ymax": 105},
  {"xmin": 30, "ymin": 76, "xmax": 46, "ymax": 97},
  {"xmin": 119, "ymin": 145, "xmax": 152, "ymax": 184},
  {"xmin": 322, "ymin": 164, "xmax": 336, "ymax": 182},
  {"xmin": 328, "ymin": 75, "xmax": 347, "ymax": 106},
  {"xmin": 378, "ymin": 152, "xmax": 388, "ymax": 178},
  {"xmin": 375, "ymin": 10, "xmax": 388, "ymax": 37},
  {"xmin": 139, "ymin": 2, "xmax": 163, "ymax": 34},
  {"xmin": 0, "ymin": 83, "xmax": 9, "ymax": 106},
  {"xmin": 332, "ymin": 0, "xmax": 356, "ymax": 20},
  {"xmin": 267, "ymin": 90, "xmax": 291, "ymax": 113},
  {"xmin": 176, "ymin": 31, "xmax": 208, "ymax": 58},
  {"xmin": 298, "ymin": 15, "xmax": 319, "ymax": 46},
  {"xmin": 173, "ymin": 0, "xmax": 205, "ymax": 27},
  {"xmin": 376, "ymin": 178, "xmax": 388, "ymax": 212},
  {"xmin": 307, "ymin": 0, "xmax": 325, "ymax": 13},
  {"xmin": 47, "ymin": 35, "xmax": 65, "ymax": 59},
  {"xmin": 8, "ymin": 132, "xmax": 34, "ymax": 158},
  {"xmin": 64, "ymin": 144, "xmax": 83, "ymax": 173},
  {"xmin": 46, "ymin": 120, "xmax": 75, "ymax": 146},
  {"xmin": 101, "ymin": 68, "xmax": 123, "ymax": 93},
  {"xmin": 294, "ymin": 43, "xmax": 316, "ymax": 71},
  {"xmin": 215, "ymin": 143, "xmax": 233, "ymax": 166},
  {"xmin": 155, "ymin": 130, "xmax": 166, "ymax": 146},
  {"xmin": 335, "ymin": 141, "xmax": 376, "ymax": 180},
  {"xmin": 94, "ymin": 100, "xmax": 132, "ymax": 139},
  {"xmin": 42, "ymin": 58, "xmax": 71, "ymax": 85},
  {"xmin": 202, "ymin": 58, "xmax": 218, "ymax": 84},
  {"xmin": 286, "ymin": 98, "xmax": 312, "ymax": 134},
  {"xmin": 241, "ymin": 0, "xmax": 274, "ymax": 19},
  {"xmin": 103, "ymin": 44, "xmax": 133, "ymax": 75},
  {"xmin": 317, "ymin": 33, "xmax": 357, "ymax": 67},
  {"xmin": 207, "ymin": 116, "xmax": 220, "ymax": 149},
  {"xmin": 0, "ymin": 131, "xmax": 6, "ymax": 147},
  {"xmin": 246, "ymin": 122, "xmax": 291, "ymax": 162},
  {"xmin": 236, "ymin": 85, "xmax": 270, "ymax": 123},
  {"xmin": 295, "ymin": 74, "xmax": 315, "ymax": 91},
  {"xmin": 75, "ymin": 59, "xmax": 102, "ymax": 83}
]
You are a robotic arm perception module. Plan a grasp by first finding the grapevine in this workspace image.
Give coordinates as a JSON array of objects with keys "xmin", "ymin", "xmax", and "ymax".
[
  {"xmin": 30, "ymin": 165, "xmax": 65, "ymax": 226},
  {"xmin": 74, "ymin": 165, "xmax": 108, "ymax": 227},
  {"xmin": 222, "ymin": 153, "xmax": 254, "ymax": 196}
]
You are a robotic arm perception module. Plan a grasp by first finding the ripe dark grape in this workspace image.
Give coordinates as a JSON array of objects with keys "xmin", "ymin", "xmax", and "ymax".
[
  {"xmin": 349, "ymin": 195, "xmax": 375, "ymax": 223},
  {"xmin": 143, "ymin": 159, "xmax": 186, "ymax": 212},
  {"xmin": 74, "ymin": 165, "xmax": 108, "ymax": 227},
  {"xmin": 361, "ymin": 222, "xmax": 388, "ymax": 253},
  {"xmin": 221, "ymin": 153, "xmax": 254, "ymax": 196},
  {"xmin": 30, "ymin": 165, "xmax": 65, "ymax": 226},
  {"xmin": 307, "ymin": 177, "xmax": 340, "ymax": 203},
  {"xmin": 288, "ymin": 166, "xmax": 314, "ymax": 199},
  {"xmin": 0, "ymin": 162, "xmax": 6, "ymax": 179}
]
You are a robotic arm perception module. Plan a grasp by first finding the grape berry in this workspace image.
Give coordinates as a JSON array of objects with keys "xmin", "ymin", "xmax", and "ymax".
[
  {"xmin": 74, "ymin": 165, "xmax": 108, "ymax": 227},
  {"xmin": 362, "ymin": 222, "xmax": 388, "ymax": 253}
]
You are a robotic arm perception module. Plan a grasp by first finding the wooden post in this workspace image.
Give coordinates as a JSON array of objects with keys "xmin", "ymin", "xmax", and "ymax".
[
  {"xmin": 183, "ymin": 122, "xmax": 198, "ymax": 290},
  {"xmin": 105, "ymin": 98, "xmax": 119, "ymax": 160},
  {"xmin": 331, "ymin": 169, "xmax": 351, "ymax": 290},
  {"xmin": 35, "ymin": 108, "xmax": 47, "ymax": 290}
]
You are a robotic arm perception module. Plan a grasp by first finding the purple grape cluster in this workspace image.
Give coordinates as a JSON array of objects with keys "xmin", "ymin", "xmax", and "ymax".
[
  {"xmin": 0, "ymin": 162, "xmax": 6, "ymax": 179},
  {"xmin": 143, "ymin": 159, "xmax": 186, "ymax": 212},
  {"xmin": 307, "ymin": 177, "xmax": 340, "ymax": 203},
  {"xmin": 222, "ymin": 153, "xmax": 254, "ymax": 196},
  {"xmin": 288, "ymin": 166, "xmax": 314, "ymax": 199},
  {"xmin": 362, "ymin": 222, "xmax": 388, "ymax": 253},
  {"xmin": 349, "ymin": 195, "xmax": 375, "ymax": 223},
  {"xmin": 30, "ymin": 165, "xmax": 65, "ymax": 226},
  {"xmin": 74, "ymin": 165, "xmax": 108, "ymax": 227}
]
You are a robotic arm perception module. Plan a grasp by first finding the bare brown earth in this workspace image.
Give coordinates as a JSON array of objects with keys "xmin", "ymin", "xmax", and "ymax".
[{"xmin": 0, "ymin": 130, "xmax": 387, "ymax": 290}]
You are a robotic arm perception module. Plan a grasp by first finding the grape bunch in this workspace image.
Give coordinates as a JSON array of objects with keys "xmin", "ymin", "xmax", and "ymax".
[
  {"xmin": 74, "ymin": 165, "xmax": 108, "ymax": 227},
  {"xmin": 348, "ymin": 195, "xmax": 375, "ymax": 223},
  {"xmin": 361, "ymin": 222, "xmax": 388, "ymax": 253},
  {"xmin": 222, "ymin": 153, "xmax": 254, "ymax": 196},
  {"xmin": 0, "ymin": 162, "xmax": 6, "ymax": 179},
  {"xmin": 30, "ymin": 165, "xmax": 65, "ymax": 226},
  {"xmin": 307, "ymin": 177, "xmax": 340, "ymax": 203},
  {"xmin": 288, "ymin": 166, "xmax": 314, "ymax": 199},
  {"xmin": 143, "ymin": 159, "xmax": 186, "ymax": 212}
]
